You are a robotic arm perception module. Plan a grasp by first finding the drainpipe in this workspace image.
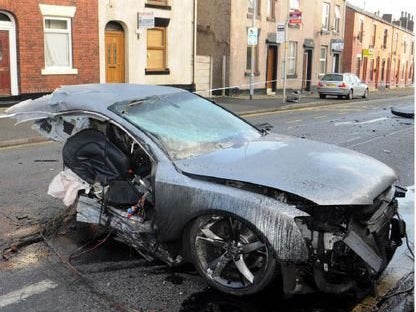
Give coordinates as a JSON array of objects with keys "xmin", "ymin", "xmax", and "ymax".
[
  {"xmin": 193, "ymin": 0, "xmax": 197, "ymax": 91},
  {"xmin": 249, "ymin": 0, "xmax": 256, "ymax": 100},
  {"xmin": 282, "ymin": 0, "xmax": 289, "ymax": 103}
]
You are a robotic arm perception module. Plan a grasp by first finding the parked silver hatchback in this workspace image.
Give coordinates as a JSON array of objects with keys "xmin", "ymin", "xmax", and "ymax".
[{"xmin": 318, "ymin": 73, "xmax": 369, "ymax": 100}]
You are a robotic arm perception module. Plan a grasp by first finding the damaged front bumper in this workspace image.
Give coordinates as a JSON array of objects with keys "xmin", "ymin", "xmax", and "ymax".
[{"xmin": 285, "ymin": 186, "xmax": 406, "ymax": 295}]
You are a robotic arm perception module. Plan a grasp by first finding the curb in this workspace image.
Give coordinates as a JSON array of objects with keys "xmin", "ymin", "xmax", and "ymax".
[
  {"xmin": 0, "ymin": 137, "xmax": 49, "ymax": 148},
  {"xmin": 233, "ymin": 93, "xmax": 414, "ymax": 117}
]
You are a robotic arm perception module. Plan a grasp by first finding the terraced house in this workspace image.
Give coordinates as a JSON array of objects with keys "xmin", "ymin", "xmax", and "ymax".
[
  {"xmin": 99, "ymin": 0, "xmax": 196, "ymax": 90},
  {"xmin": 197, "ymin": 0, "xmax": 346, "ymax": 95},
  {"xmin": 0, "ymin": 0, "xmax": 99, "ymax": 98},
  {"xmin": 343, "ymin": 3, "xmax": 414, "ymax": 89}
]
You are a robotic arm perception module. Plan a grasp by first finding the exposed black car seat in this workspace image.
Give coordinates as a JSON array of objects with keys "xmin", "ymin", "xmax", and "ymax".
[{"xmin": 63, "ymin": 128, "xmax": 129, "ymax": 185}]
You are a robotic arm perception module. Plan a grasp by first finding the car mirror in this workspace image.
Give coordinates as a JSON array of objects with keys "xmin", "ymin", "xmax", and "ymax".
[{"xmin": 255, "ymin": 122, "xmax": 273, "ymax": 133}]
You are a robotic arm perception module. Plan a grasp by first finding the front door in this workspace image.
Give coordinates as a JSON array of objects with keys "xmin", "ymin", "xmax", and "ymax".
[
  {"xmin": 266, "ymin": 45, "xmax": 277, "ymax": 91},
  {"xmin": 302, "ymin": 50, "xmax": 312, "ymax": 91},
  {"xmin": 105, "ymin": 30, "xmax": 125, "ymax": 83},
  {"xmin": 0, "ymin": 30, "xmax": 11, "ymax": 95}
]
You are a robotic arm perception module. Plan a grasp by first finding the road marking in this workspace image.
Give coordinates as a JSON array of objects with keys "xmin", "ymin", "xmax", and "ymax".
[
  {"xmin": 0, "ymin": 279, "xmax": 58, "ymax": 308},
  {"xmin": 286, "ymin": 119, "xmax": 302, "ymax": 124},
  {"xmin": 334, "ymin": 117, "xmax": 388, "ymax": 126},
  {"xmin": 313, "ymin": 115, "xmax": 327, "ymax": 119},
  {"xmin": 358, "ymin": 117, "xmax": 388, "ymax": 124},
  {"xmin": 346, "ymin": 127, "xmax": 413, "ymax": 148}
]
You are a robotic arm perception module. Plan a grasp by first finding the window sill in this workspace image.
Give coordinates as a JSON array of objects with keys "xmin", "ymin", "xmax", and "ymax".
[
  {"xmin": 244, "ymin": 71, "xmax": 260, "ymax": 77},
  {"xmin": 145, "ymin": 3, "xmax": 171, "ymax": 10},
  {"xmin": 246, "ymin": 13, "xmax": 261, "ymax": 20},
  {"xmin": 287, "ymin": 74, "xmax": 298, "ymax": 79},
  {"xmin": 145, "ymin": 68, "xmax": 170, "ymax": 75},
  {"xmin": 267, "ymin": 17, "xmax": 276, "ymax": 22},
  {"xmin": 41, "ymin": 67, "xmax": 78, "ymax": 75}
]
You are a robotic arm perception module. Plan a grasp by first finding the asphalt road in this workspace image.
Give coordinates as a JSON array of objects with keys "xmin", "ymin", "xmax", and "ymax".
[{"xmin": 0, "ymin": 95, "xmax": 414, "ymax": 312}]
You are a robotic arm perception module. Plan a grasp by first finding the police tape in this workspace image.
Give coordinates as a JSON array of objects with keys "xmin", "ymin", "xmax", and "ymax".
[{"xmin": 194, "ymin": 77, "xmax": 412, "ymax": 95}]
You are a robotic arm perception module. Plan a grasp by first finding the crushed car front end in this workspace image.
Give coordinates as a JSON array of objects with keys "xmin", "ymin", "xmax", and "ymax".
[{"xmin": 286, "ymin": 185, "xmax": 406, "ymax": 295}]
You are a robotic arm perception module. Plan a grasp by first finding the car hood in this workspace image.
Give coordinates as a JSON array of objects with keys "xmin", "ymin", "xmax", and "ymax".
[{"xmin": 174, "ymin": 134, "xmax": 397, "ymax": 206}]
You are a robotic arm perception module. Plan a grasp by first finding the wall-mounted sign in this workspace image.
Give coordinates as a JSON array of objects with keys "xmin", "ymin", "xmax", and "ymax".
[
  {"xmin": 247, "ymin": 27, "xmax": 258, "ymax": 46},
  {"xmin": 288, "ymin": 10, "xmax": 302, "ymax": 25},
  {"xmin": 138, "ymin": 12, "xmax": 155, "ymax": 28},
  {"xmin": 276, "ymin": 23, "xmax": 285, "ymax": 43},
  {"xmin": 362, "ymin": 48, "xmax": 374, "ymax": 57},
  {"xmin": 331, "ymin": 42, "xmax": 344, "ymax": 52}
]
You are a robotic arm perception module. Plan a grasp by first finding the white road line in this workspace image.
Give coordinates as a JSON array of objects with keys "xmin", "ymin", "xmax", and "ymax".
[
  {"xmin": 0, "ymin": 279, "xmax": 58, "ymax": 308},
  {"xmin": 358, "ymin": 117, "xmax": 388, "ymax": 124},
  {"xmin": 334, "ymin": 117, "xmax": 388, "ymax": 126},
  {"xmin": 346, "ymin": 127, "xmax": 413, "ymax": 148}
]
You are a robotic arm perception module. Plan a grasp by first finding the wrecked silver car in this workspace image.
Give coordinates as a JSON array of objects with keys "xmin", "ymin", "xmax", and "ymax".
[{"xmin": 4, "ymin": 84, "xmax": 406, "ymax": 296}]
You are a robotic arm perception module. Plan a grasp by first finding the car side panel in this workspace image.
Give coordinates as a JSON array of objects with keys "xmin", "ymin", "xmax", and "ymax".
[{"xmin": 153, "ymin": 163, "xmax": 310, "ymax": 262}]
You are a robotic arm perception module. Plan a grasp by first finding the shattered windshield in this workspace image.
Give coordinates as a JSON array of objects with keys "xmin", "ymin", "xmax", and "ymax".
[{"xmin": 109, "ymin": 92, "xmax": 261, "ymax": 160}]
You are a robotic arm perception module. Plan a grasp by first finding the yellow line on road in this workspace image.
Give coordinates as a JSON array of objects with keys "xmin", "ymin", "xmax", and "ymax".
[{"xmin": 286, "ymin": 119, "xmax": 302, "ymax": 124}]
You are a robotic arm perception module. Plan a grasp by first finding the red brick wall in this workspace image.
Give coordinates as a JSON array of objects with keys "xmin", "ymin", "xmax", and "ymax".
[{"xmin": 0, "ymin": 0, "xmax": 99, "ymax": 95}]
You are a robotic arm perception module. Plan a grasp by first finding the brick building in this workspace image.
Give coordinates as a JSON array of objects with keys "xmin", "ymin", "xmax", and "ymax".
[
  {"xmin": 0, "ymin": 0, "xmax": 99, "ymax": 98},
  {"xmin": 197, "ymin": 0, "xmax": 346, "ymax": 95},
  {"xmin": 343, "ymin": 3, "xmax": 414, "ymax": 89}
]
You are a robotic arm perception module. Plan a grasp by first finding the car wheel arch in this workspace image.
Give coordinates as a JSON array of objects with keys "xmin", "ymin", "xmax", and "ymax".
[{"xmin": 176, "ymin": 197, "xmax": 310, "ymax": 263}]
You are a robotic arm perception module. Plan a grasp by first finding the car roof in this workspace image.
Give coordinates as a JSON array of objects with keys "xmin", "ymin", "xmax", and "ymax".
[{"xmin": 7, "ymin": 83, "xmax": 188, "ymax": 116}]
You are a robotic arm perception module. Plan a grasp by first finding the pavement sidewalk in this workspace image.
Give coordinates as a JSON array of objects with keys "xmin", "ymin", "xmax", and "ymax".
[{"xmin": 0, "ymin": 87, "xmax": 414, "ymax": 148}]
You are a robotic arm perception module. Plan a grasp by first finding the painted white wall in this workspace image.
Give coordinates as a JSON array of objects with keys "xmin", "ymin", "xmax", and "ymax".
[{"xmin": 99, "ymin": 0, "xmax": 194, "ymax": 86}]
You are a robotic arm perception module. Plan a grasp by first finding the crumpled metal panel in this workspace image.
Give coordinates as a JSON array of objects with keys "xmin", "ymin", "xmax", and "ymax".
[
  {"xmin": 175, "ymin": 133, "xmax": 397, "ymax": 206},
  {"xmin": 5, "ymin": 84, "xmax": 185, "ymax": 123},
  {"xmin": 154, "ymin": 162, "xmax": 310, "ymax": 262}
]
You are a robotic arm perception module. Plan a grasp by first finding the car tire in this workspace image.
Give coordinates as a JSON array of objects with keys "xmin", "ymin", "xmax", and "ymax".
[
  {"xmin": 189, "ymin": 213, "xmax": 276, "ymax": 296},
  {"xmin": 347, "ymin": 90, "xmax": 353, "ymax": 100},
  {"xmin": 319, "ymin": 94, "xmax": 326, "ymax": 99},
  {"xmin": 362, "ymin": 89, "xmax": 369, "ymax": 99}
]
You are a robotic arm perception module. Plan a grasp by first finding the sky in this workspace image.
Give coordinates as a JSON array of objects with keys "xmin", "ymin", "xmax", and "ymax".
[{"xmin": 347, "ymin": 0, "xmax": 416, "ymax": 20}]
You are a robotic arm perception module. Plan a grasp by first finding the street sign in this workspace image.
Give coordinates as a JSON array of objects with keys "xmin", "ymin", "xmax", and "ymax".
[
  {"xmin": 276, "ymin": 23, "xmax": 285, "ymax": 43},
  {"xmin": 138, "ymin": 12, "xmax": 155, "ymax": 28},
  {"xmin": 247, "ymin": 27, "xmax": 258, "ymax": 46}
]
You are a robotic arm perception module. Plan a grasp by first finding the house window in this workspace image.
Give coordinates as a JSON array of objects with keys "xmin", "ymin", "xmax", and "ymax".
[
  {"xmin": 39, "ymin": 4, "xmax": 77, "ymax": 75},
  {"xmin": 288, "ymin": 41, "xmax": 297, "ymax": 75},
  {"xmin": 371, "ymin": 24, "xmax": 376, "ymax": 47},
  {"xmin": 358, "ymin": 20, "xmax": 364, "ymax": 43},
  {"xmin": 403, "ymin": 38, "xmax": 407, "ymax": 53},
  {"xmin": 267, "ymin": 0, "xmax": 275, "ymax": 19},
  {"xmin": 334, "ymin": 5, "xmax": 341, "ymax": 33},
  {"xmin": 147, "ymin": 27, "xmax": 167, "ymax": 71},
  {"xmin": 383, "ymin": 29, "xmax": 388, "ymax": 49},
  {"xmin": 321, "ymin": 3, "xmax": 330, "ymax": 30},
  {"xmin": 290, "ymin": 0, "xmax": 300, "ymax": 10},
  {"xmin": 411, "ymin": 41, "xmax": 414, "ymax": 55},
  {"xmin": 319, "ymin": 46, "xmax": 327, "ymax": 76},
  {"xmin": 369, "ymin": 59, "xmax": 374, "ymax": 80},
  {"xmin": 43, "ymin": 18, "xmax": 74, "ymax": 70},
  {"xmin": 246, "ymin": 46, "xmax": 259, "ymax": 73},
  {"xmin": 248, "ymin": 0, "xmax": 260, "ymax": 16},
  {"xmin": 395, "ymin": 33, "xmax": 399, "ymax": 50}
]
